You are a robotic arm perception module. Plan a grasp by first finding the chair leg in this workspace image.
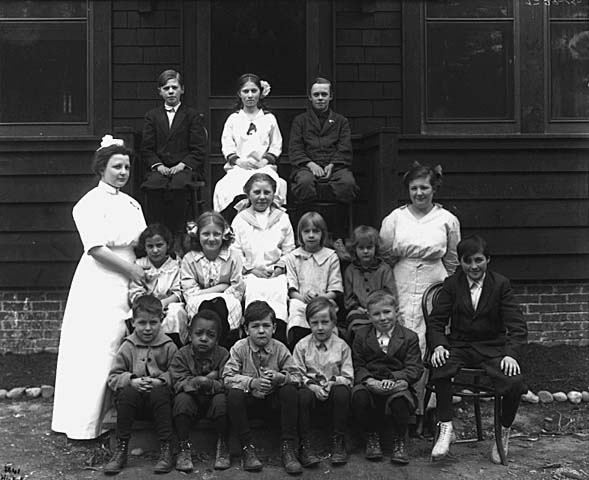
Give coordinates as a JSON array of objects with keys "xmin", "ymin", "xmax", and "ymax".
[
  {"xmin": 474, "ymin": 396, "xmax": 483, "ymax": 441},
  {"xmin": 493, "ymin": 394, "xmax": 507, "ymax": 465}
]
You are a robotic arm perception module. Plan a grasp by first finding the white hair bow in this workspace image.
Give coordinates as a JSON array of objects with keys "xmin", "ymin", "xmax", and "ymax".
[{"xmin": 98, "ymin": 134, "xmax": 124, "ymax": 150}]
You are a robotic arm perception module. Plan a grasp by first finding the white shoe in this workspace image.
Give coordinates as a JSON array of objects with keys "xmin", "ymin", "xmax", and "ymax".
[
  {"xmin": 431, "ymin": 421, "xmax": 455, "ymax": 460},
  {"xmin": 491, "ymin": 426, "xmax": 510, "ymax": 464}
]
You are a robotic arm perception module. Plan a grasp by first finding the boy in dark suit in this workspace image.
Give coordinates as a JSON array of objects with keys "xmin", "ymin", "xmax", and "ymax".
[
  {"xmin": 351, "ymin": 289, "xmax": 423, "ymax": 466},
  {"xmin": 427, "ymin": 235, "xmax": 528, "ymax": 463},
  {"xmin": 141, "ymin": 69, "xmax": 206, "ymax": 235}
]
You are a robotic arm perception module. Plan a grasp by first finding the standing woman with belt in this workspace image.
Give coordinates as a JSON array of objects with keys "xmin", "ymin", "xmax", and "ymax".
[
  {"xmin": 379, "ymin": 162, "xmax": 461, "ymax": 421},
  {"xmin": 52, "ymin": 135, "xmax": 147, "ymax": 440}
]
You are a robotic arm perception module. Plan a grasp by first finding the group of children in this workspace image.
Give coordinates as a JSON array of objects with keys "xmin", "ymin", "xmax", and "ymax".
[
  {"xmin": 106, "ymin": 197, "xmax": 528, "ymax": 475},
  {"xmin": 105, "ymin": 288, "xmax": 420, "ymax": 475}
]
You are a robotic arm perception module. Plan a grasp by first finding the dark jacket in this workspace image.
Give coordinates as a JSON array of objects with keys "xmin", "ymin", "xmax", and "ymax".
[
  {"xmin": 169, "ymin": 344, "xmax": 230, "ymax": 395},
  {"xmin": 107, "ymin": 331, "xmax": 178, "ymax": 391},
  {"xmin": 288, "ymin": 109, "xmax": 352, "ymax": 168},
  {"xmin": 141, "ymin": 103, "xmax": 206, "ymax": 174},
  {"xmin": 426, "ymin": 269, "xmax": 528, "ymax": 361}
]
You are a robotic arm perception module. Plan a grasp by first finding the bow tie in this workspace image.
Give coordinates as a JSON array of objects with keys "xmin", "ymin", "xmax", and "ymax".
[{"xmin": 166, "ymin": 108, "xmax": 175, "ymax": 113}]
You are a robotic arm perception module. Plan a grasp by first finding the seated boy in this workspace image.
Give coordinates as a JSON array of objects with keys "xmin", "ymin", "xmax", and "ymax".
[
  {"xmin": 427, "ymin": 235, "xmax": 528, "ymax": 463},
  {"xmin": 223, "ymin": 301, "xmax": 302, "ymax": 474},
  {"xmin": 293, "ymin": 297, "xmax": 353, "ymax": 467},
  {"xmin": 141, "ymin": 69, "xmax": 206, "ymax": 235},
  {"xmin": 351, "ymin": 290, "xmax": 423, "ymax": 465},
  {"xmin": 289, "ymin": 77, "xmax": 359, "ymax": 207},
  {"xmin": 169, "ymin": 309, "xmax": 230, "ymax": 472},
  {"xmin": 105, "ymin": 295, "xmax": 178, "ymax": 475}
]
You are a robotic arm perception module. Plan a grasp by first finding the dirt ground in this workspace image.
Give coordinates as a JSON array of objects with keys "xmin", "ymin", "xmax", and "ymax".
[{"xmin": 1, "ymin": 399, "xmax": 588, "ymax": 480}]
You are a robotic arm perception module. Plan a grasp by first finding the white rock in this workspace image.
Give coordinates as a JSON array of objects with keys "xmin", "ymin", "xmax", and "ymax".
[
  {"xmin": 6, "ymin": 387, "xmax": 26, "ymax": 399},
  {"xmin": 567, "ymin": 391, "xmax": 582, "ymax": 404},
  {"xmin": 581, "ymin": 391, "xmax": 589, "ymax": 402},
  {"xmin": 41, "ymin": 385, "xmax": 55, "ymax": 399},
  {"xmin": 130, "ymin": 448, "xmax": 143, "ymax": 456},
  {"xmin": 0, "ymin": 389, "xmax": 7, "ymax": 399},
  {"xmin": 25, "ymin": 387, "xmax": 41, "ymax": 398},
  {"xmin": 538, "ymin": 390, "xmax": 553, "ymax": 403},
  {"xmin": 521, "ymin": 390, "xmax": 539, "ymax": 403},
  {"xmin": 553, "ymin": 391, "xmax": 567, "ymax": 402}
]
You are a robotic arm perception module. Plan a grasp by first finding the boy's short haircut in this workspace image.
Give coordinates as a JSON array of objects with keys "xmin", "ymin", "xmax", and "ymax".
[
  {"xmin": 190, "ymin": 309, "xmax": 222, "ymax": 335},
  {"xmin": 457, "ymin": 234, "xmax": 490, "ymax": 260},
  {"xmin": 306, "ymin": 296, "xmax": 337, "ymax": 324},
  {"xmin": 157, "ymin": 69, "xmax": 183, "ymax": 88},
  {"xmin": 132, "ymin": 294, "xmax": 163, "ymax": 318},
  {"xmin": 308, "ymin": 76, "xmax": 332, "ymax": 94},
  {"xmin": 244, "ymin": 300, "xmax": 276, "ymax": 326},
  {"xmin": 366, "ymin": 289, "xmax": 398, "ymax": 312}
]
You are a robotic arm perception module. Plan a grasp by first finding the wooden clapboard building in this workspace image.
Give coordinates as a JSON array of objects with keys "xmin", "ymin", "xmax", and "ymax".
[{"xmin": 0, "ymin": 0, "xmax": 587, "ymax": 352}]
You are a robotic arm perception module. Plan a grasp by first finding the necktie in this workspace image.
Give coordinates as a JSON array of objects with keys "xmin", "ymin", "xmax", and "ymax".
[
  {"xmin": 166, "ymin": 108, "xmax": 175, "ymax": 127},
  {"xmin": 471, "ymin": 281, "xmax": 481, "ymax": 309}
]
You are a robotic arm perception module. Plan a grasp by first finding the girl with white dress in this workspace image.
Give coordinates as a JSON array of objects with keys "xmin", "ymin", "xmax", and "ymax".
[
  {"xmin": 213, "ymin": 73, "xmax": 287, "ymax": 218},
  {"xmin": 52, "ymin": 135, "xmax": 147, "ymax": 440},
  {"xmin": 379, "ymin": 162, "xmax": 461, "ymax": 418},
  {"xmin": 231, "ymin": 173, "xmax": 295, "ymax": 344}
]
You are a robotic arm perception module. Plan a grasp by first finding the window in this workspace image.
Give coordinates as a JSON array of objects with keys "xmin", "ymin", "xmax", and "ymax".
[
  {"xmin": 403, "ymin": 0, "xmax": 589, "ymax": 134},
  {"xmin": 0, "ymin": 0, "xmax": 109, "ymax": 136}
]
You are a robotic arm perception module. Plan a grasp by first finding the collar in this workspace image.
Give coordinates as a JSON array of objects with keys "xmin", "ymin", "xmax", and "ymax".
[
  {"xmin": 127, "ymin": 330, "xmax": 171, "ymax": 347},
  {"xmin": 352, "ymin": 257, "xmax": 382, "ymax": 271},
  {"xmin": 292, "ymin": 246, "xmax": 333, "ymax": 266},
  {"xmin": 191, "ymin": 344, "xmax": 216, "ymax": 359},
  {"xmin": 98, "ymin": 180, "xmax": 119, "ymax": 195},
  {"xmin": 192, "ymin": 249, "xmax": 230, "ymax": 262},
  {"xmin": 247, "ymin": 337, "xmax": 273, "ymax": 354},
  {"xmin": 238, "ymin": 109, "xmax": 264, "ymax": 121},
  {"xmin": 165, "ymin": 102, "xmax": 181, "ymax": 112},
  {"xmin": 312, "ymin": 107, "xmax": 330, "ymax": 119},
  {"xmin": 468, "ymin": 274, "xmax": 486, "ymax": 289},
  {"xmin": 312, "ymin": 333, "xmax": 335, "ymax": 350},
  {"xmin": 238, "ymin": 205, "xmax": 285, "ymax": 229},
  {"xmin": 376, "ymin": 325, "xmax": 395, "ymax": 339}
]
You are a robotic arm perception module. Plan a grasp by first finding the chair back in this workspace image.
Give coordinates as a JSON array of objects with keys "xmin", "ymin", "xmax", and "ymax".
[{"xmin": 421, "ymin": 281, "xmax": 444, "ymax": 324}]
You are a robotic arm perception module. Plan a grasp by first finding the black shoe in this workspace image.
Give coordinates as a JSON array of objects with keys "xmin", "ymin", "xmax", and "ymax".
[
  {"xmin": 330, "ymin": 434, "xmax": 348, "ymax": 465},
  {"xmin": 242, "ymin": 444, "xmax": 263, "ymax": 472},
  {"xmin": 104, "ymin": 437, "xmax": 128, "ymax": 475},
  {"xmin": 391, "ymin": 436, "xmax": 410, "ymax": 465},
  {"xmin": 214, "ymin": 436, "xmax": 231, "ymax": 470},
  {"xmin": 365, "ymin": 432, "xmax": 383, "ymax": 460},
  {"xmin": 154, "ymin": 441, "xmax": 173, "ymax": 474},
  {"xmin": 281, "ymin": 440, "xmax": 303, "ymax": 475},
  {"xmin": 299, "ymin": 438, "xmax": 320, "ymax": 468},
  {"xmin": 175, "ymin": 440, "xmax": 194, "ymax": 472}
]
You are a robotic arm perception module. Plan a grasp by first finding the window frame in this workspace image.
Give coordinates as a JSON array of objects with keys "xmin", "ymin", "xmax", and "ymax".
[
  {"xmin": 403, "ymin": 0, "xmax": 589, "ymax": 135},
  {"xmin": 0, "ymin": 1, "xmax": 110, "ymax": 138}
]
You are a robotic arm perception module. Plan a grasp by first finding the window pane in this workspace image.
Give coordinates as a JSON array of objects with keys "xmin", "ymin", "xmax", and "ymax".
[
  {"xmin": 426, "ymin": 23, "xmax": 514, "ymax": 120},
  {"xmin": 426, "ymin": 0, "xmax": 511, "ymax": 18},
  {"xmin": 210, "ymin": 0, "xmax": 306, "ymax": 96},
  {"xmin": 0, "ymin": 22, "xmax": 87, "ymax": 123},
  {"xmin": 551, "ymin": 23, "xmax": 589, "ymax": 118},
  {"xmin": 0, "ymin": 1, "xmax": 86, "ymax": 18},
  {"xmin": 550, "ymin": 0, "xmax": 589, "ymax": 19}
]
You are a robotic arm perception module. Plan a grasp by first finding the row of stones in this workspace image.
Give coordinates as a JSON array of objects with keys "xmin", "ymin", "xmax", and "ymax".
[
  {"xmin": 0, "ymin": 385, "xmax": 54, "ymax": 400},
  {"xmin": 521, "ymin": 389, "xmax": 589, "ymax": 404},
  {"xmin": 1, "ymin": 385, "xmax": 588, "ymax": 405}
]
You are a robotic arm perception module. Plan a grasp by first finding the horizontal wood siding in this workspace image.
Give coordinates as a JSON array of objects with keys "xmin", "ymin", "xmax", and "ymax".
[
  {"xmin": 335, "ymin": 0, "xmax": 402, "ymax": 133},
  {"xmin": 112, "ymin": 0, "xmax": 183, "ymax": 134},
  {"xmin": 396, "ymin": 136, "xmax": 589, "ymax": 281},
  {"xmin": 0, "ymin": 140, "xmax": 100, "ymax": 287}
]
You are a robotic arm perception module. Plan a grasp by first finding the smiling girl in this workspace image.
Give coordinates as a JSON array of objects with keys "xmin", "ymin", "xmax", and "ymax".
[
  {"xmin": 181, "ymin": 211, "xmax": 244, "ymax": 348},
  {"xmin": 213, "ymin": 73, "xmax": 288, "ymax": 220},
  {"xmin": 231, "ymin": 173, "xmax": 295, "ymax": 344}
]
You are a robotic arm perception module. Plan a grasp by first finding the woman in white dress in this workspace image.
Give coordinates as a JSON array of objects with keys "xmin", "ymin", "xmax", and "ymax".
[
  {"xmin": 51, "ymin": 135, "xmax": 147, "ymax": 440},
  {"xmin": 379, "ymin": 162, "xmax": 461, "ymax": 418},
  {"xmin": 213, "ymin": 73, "xmax": 287, "ymax": 220},
  {"xmin": 231, "ymin": 173, "xmax": 295, "ymax": 344}
]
